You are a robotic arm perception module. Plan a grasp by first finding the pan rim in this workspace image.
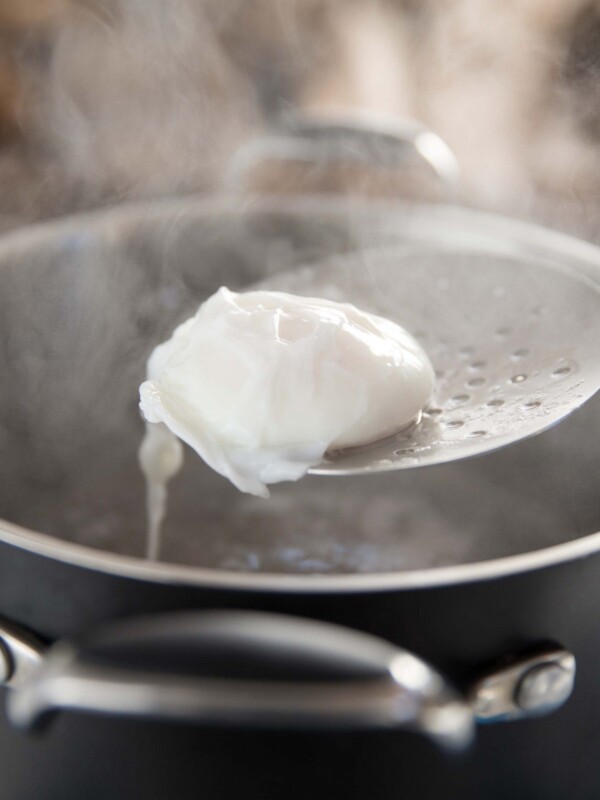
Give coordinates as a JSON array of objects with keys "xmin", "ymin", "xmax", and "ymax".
[
  {"xmin": 2, "ymin": 195, "xmax": 600, "ymax": 593},
  {"xmin": 1, "ymin": 516, "xmax": 599, "ymax": 592}
]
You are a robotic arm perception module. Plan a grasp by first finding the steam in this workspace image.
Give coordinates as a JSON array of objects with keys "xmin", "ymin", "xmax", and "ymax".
[
  {"xmin": 26, "ymin": 0, "xmax": 260, "ymax": 209},
  {"xmin": 1, "ymin": 0, "xmax": 599, "ymax": 226},
  {"xmin": 410, "ymin": 0, "xmax": 600, "ymax": 211}
]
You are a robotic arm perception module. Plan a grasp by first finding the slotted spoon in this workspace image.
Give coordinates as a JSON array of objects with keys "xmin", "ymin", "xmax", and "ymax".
[{"xmin": 257, "ymin": 226, "xmax": 600, "ymax": 475}]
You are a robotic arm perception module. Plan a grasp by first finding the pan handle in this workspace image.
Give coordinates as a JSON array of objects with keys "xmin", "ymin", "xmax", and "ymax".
[
  {"xmin": 226, "ymin": 111, "xmax": 460, "ymax": 201},
  {"xmin": 2, "ymin": 610, "xmax": 473, "ymax": 751}
]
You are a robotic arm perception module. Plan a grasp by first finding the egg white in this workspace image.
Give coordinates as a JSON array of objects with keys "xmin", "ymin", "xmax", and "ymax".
[{"xmin": 139, "ymin": 287, "xmax": 435, "ymax": 498}]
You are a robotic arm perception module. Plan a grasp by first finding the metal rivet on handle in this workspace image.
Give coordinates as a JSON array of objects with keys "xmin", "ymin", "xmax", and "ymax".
[
  {"xmin": 469, "ymin": 648, "xmax": 575, "ymax": 723},
  {"xmin": 515, "ymin": 660, "xmax": 575, "ymax": 713}
]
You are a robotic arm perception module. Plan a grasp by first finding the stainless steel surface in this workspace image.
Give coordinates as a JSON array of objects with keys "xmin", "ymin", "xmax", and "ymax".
[
  {"xmin": 6, "ymin": 611, "xmax": 474, "ymax": 751},
  {"xmin": 0, "ymin": 620, "xmax": 45, "ymax": 690},
  {"xmin": 0, "ymin": 198, "xmax": 599, "ymax": 578},
  {"xmin": 469, "ymin": 648, "xmax": 576, "ymax": 722}
]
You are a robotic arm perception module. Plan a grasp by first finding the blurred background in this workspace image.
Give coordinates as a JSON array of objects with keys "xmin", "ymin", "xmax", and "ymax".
[{"xmin": 1, "ymin": 0, "xmax": 600, "ymax": 237}]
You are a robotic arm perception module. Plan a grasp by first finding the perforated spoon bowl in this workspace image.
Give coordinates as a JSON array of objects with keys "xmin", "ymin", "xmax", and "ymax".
[{"xmin": 257, "ymin": 212, "xmax": 600, "ymax": 475}]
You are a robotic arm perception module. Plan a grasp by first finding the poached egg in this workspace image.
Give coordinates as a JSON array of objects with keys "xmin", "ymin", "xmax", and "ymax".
[{"xmin": 139, "ymin": 287, "xmax": 435, "ymax": 500}]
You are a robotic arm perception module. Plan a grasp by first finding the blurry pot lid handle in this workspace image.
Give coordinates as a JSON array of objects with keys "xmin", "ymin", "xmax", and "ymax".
[
  {"xmin": 1, "ymin": 610, "xmax": 473, "ymax": 752},
  {"xmin": 226, "ymin": 110, "xmax": 460, "ymax": 202}
]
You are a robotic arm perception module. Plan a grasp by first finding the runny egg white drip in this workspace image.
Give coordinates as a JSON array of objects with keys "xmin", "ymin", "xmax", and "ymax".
[{"xmin": 138, "ymin": 287, "xmax": 435, "ymax": 559}]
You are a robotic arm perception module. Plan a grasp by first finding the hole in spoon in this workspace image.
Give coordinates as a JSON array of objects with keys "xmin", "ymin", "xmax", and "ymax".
[
  {"xmin": 495, "ymin": 326, "xmax": 511, "ymax": 338},
  {"xmin": 443, "ymin": 419, "xmax": 464, "ymax": 429}
]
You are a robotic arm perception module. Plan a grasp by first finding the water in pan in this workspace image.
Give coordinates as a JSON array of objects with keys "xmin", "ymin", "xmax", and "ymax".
[
  {"xmin": 5, "ymin": 299, "xmax": 598, "ymax": 572},
  {"xmin": 4, "ymin": 387, "xmax": 599, "ymax": 575}
]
